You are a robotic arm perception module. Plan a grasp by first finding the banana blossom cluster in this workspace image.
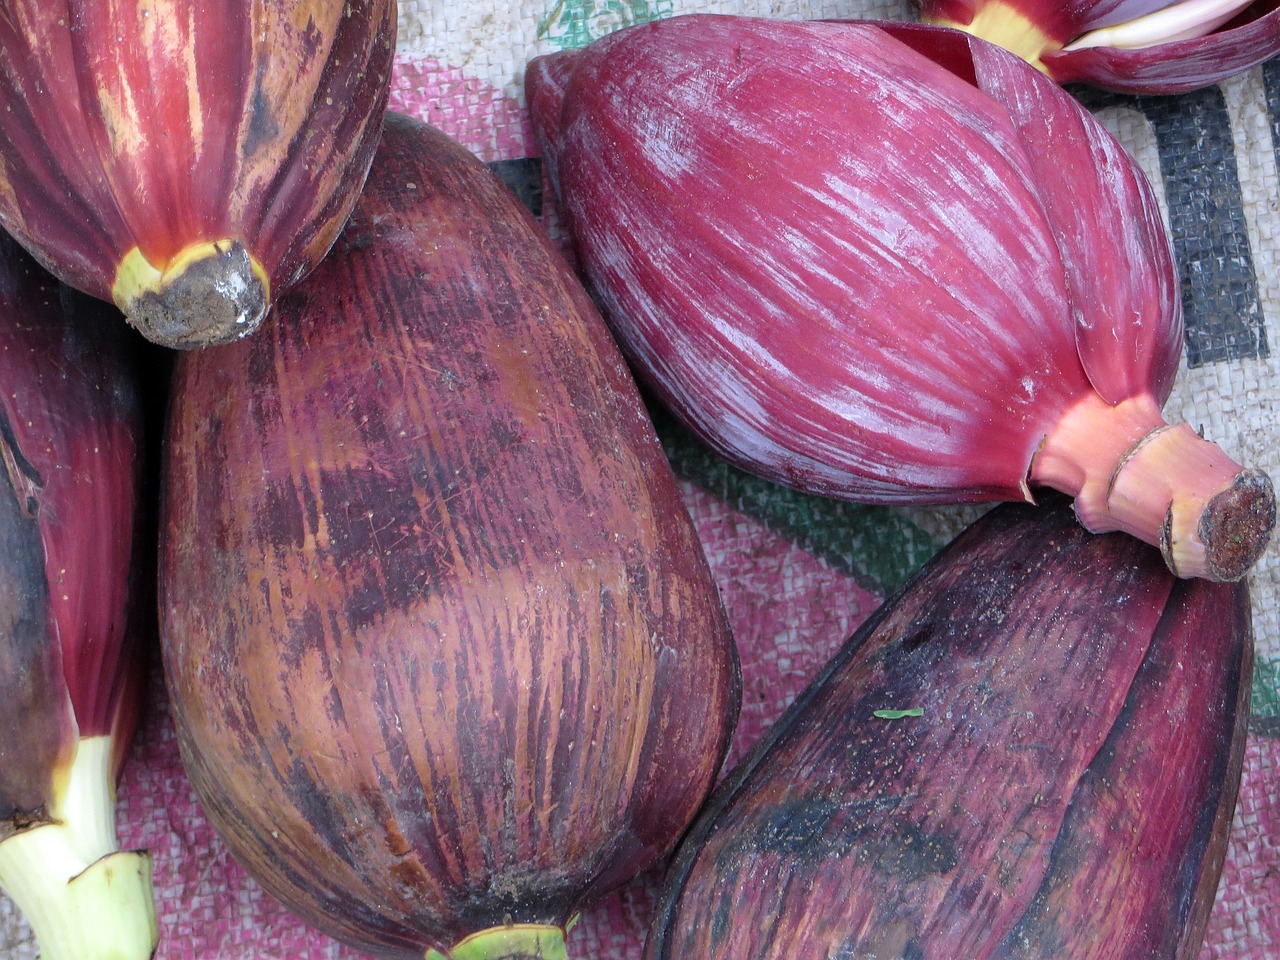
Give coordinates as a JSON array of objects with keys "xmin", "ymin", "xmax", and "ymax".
[{"xmin": 916, "ymin": 0, "xmax": 1280, "ymax": 91}]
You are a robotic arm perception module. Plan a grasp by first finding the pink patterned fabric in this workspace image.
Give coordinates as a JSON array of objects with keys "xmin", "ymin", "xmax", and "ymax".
[
  {"xmin": 388, "ymin": 57, "xmax": 537, "ymax": 164},
  {"xmin": 1202, "ymin": 737, "xmax": 1280, "ymax": 959}
]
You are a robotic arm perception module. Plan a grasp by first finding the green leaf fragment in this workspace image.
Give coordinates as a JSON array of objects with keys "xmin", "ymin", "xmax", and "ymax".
[{"xmin": 873, "ymin": 708, "xmax": 925, "ymax": 720}]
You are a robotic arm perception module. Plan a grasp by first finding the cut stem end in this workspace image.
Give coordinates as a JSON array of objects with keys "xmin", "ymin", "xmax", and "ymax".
[
  {"xmin": 113, "ymin": 240, "xmax": 270, "ymax": 350},
  {"xmin": 1192, "ymin": 468, "xmax": 1276, "ymax": 582},
  {"xmin": 1030, "ymin": 393, "xmax": 1275, "ymax": 581}
]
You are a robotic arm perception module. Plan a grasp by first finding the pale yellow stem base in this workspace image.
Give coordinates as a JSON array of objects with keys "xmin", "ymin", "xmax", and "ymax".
[
  {"xmin": 0, "ymin": 735, "xmax": 159, "ymax": 960},
  {"xmin": 425, "ymin": 920, "xmax": 574, "ymax": 960}
]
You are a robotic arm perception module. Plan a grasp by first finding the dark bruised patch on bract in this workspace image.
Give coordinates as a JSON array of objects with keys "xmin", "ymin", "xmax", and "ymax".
[{"xmin": 712, "ymin": 794, "xmax": 958, "ymax": 883}]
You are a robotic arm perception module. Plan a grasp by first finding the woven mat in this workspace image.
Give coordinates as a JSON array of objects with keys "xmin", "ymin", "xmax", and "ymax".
[{"xmin": 4, "ymin": 1, "xmax": 1279, "ymax": 956}]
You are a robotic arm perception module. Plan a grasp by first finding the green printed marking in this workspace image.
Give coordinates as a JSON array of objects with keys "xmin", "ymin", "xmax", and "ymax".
[
  {"xmin": 873, "ymin": 708, "xmax": 925, "ymax": 720},
  {"xmin": 1252, "ymin": 654, "xmax": 1280, "ymax": 722},
  {"xmin": 537, "ymin": 0, "xmax": 673, "ymax": 49},
  {"xmin": 653, "ymin": 409, "xmax": 948, "ymax": 596}
]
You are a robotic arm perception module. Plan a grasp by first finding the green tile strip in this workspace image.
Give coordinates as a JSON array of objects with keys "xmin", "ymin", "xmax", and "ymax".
[
  {"xmin": 537, "ymin": 0, "xmax": 674, "ymax": 49},
  {"xmin": 1251, "ymin": 655, "xmax": 1280, "ymax": 730},
  {"xmin": 652, "ymin": 409, "xmax": 947, "ymax": 597}
]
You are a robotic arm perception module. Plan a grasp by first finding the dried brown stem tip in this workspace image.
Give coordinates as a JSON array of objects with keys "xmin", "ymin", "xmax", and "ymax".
[
  {"xmin": 113, "ymin": 240, "xmax": 270, "ymax": 350},
  {"xmin": 1185, "ymin": 469, "xmax": 1276, "ymax": 583}
]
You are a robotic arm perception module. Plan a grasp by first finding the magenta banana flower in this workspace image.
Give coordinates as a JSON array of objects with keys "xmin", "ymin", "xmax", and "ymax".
[
  {"xmin": 915, "ymin": 0, "xmax": 1280, "ymax": 92},
  {"xmin": 527, "ymin": 14, "xmax": 1276, "ymax": 582}
]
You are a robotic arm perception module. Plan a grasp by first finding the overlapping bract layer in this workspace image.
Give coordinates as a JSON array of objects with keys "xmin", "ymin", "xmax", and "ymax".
[{"xmin": 644, "ymin": 497, "xmax": 1252, "ymax": 960}]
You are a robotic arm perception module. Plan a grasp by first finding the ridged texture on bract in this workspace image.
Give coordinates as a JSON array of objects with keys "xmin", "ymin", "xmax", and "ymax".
[
  {"xmin": 644, "ymin": 496, "xmax": 1252, "ymax": 960},
  {"xmin": 160, "ymin": 112, "xmax": 740, "ymax": 960},
  {"xmin": 916, "ymin": 0, "xmax": 1280, "ymax": 93},
  {"xmin": 530, "ymin": 15, "xmax": 1174, "ymax": 504},
  {"xmin": 0, "ymin": 0, "xmax": 395, "ymax": 348},
  {"xmin": 0, "ymin": 229, "xmax": 155, "ymax": 960},
  {"xmin": 528, "ymin": 15, "xmax": 1274, "ymax": 582},
  {"xmin": 0, "ymin": 229, "xmax": 147, "ymax": 810}
]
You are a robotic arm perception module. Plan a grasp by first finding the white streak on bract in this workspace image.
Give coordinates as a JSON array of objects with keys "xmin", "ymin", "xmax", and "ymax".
[
  {"xmin": 559, "ymin": 15, "xmax": 1095, "ymax": 501},
  {"xmin": 95, "ymin": 63, "xmax": 144, "ymax": 161},
  {"xmin": 181, "ymin": 4, "xmax": 202, "ymax": 159},
  {"xmin": 970, "ymin": 39, "xmax": 1182, "ymax": 402},
  {"xmin": 1065, "ymin": 0, "xmax": 1254, "ymax": 49},
  {"xmin": 796, "ymin": 167, "xmax": 1072, "ymax": 409},
  {"xmin": 628, "ymin": 95, "xmax": 699, "ymax": 183},
  {"xmin": 581, "ymin": 190, "xmax": 1046, "ymax": 499}
]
